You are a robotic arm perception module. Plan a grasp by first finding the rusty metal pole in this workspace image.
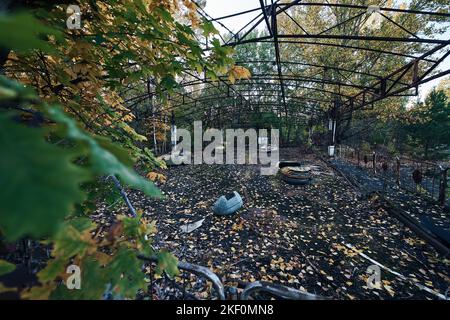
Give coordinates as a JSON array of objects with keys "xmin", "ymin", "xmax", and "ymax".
[
  {"xmin": 438, "ymin": 167, "xmax": 448, "ymax": 206},
  {"xmin": 372, "ymin": 152, "xmax": 376, "ymax": 174},
  {"xmin": 396, "ymin": 157, "xmax": 400, "ymax": 186}
]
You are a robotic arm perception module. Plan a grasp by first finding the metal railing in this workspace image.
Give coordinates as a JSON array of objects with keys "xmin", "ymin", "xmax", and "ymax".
[{"xmin": 334, "ymin": 145, "xmax": 449, "ymax": 206}]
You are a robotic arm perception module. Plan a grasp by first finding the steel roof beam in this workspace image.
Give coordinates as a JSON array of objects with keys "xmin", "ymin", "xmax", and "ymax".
[
  {"xmin": 278, "ymin": 2, "xmax": 450, "ymax": 18},
  {"xmin": 236, "ymin": 60, "xmax": 383, "ymax": 79},
  {"xmin": 225, "ymin": 38, "xmax": 437, "ymax": 62},
  {"xmin": 260, "ymin": 0, "xmax": 273, "ymax": 37},
  {"xmin": 209, "ymin": 2, "xmax": 450, "ymax": 22},
  {"xmin": 342, "ymin": 44, "xmax": 450, "ymax": 112},
  {"xmin": 216, "ymin": 74, "xmax": 377, "ymax": 91},
  {"xmin": 278, "ymin": 34, "xmax": 450, "ymax": 44},
  {"xmin": 233, "ymin": 86, "xmax": 352, "ymax": 98}
]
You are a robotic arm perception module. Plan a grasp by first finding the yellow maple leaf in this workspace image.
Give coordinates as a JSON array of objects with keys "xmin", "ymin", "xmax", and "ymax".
[
  {"xmin": 231, "ymin": 220, "xmax": 244, "ymax": 231},
  {"xmin": 228, "ymin": 65, "xmax": 251, "ymax": 84},
  {"xmin": 146, "ymin": 172, "xmax": 167, "ymax": 183}
]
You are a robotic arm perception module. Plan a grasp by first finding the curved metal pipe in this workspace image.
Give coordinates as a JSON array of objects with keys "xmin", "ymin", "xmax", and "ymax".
[
  {"xmin": 177, "ymin": 261, "xmax": 226, "ymax": 300},
  {"xmin": 138, "ymin": 255, "xmax": 226, "ymax": 300},
  {"xmin": 241, "ymin": 281, "xmax": 328, "ymax": 300}
]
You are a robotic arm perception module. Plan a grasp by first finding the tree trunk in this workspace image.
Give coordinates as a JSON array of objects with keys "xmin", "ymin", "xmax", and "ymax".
[{"xmin": 0, "ymin": 0, "xmax": 13, "ymax": 73}]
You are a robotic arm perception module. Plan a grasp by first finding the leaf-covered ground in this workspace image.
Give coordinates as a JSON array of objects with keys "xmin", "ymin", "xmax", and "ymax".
[
  {"xmin": 100, "ymin": 148, "xmax": 449, "ymax": 300},
  {"xmin": 330, "ymin": 158, "xmax": 450, "ymax": 230}
]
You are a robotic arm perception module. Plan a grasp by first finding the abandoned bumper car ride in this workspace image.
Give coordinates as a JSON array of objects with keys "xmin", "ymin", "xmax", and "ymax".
[
  {"xmin": 278, "ymin": 161, "xmax": 312, "ymax": 185},
  {"xmin": 213, "ymin": 191, "xmax": 243, "ymax": 215}
]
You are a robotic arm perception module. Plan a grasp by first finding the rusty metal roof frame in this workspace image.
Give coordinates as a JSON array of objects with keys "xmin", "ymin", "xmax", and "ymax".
[{"xmin": 126, "ymin": 1, "xmax": 450, "ymax": 124}]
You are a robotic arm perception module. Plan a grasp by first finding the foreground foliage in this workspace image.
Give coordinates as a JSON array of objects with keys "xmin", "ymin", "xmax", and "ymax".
[{"xmin": 0, "ymin": 0, "xmax": 247, "ymax": 299}]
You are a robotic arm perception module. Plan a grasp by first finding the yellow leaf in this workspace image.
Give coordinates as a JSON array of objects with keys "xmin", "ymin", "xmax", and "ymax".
[
  {"xmin": 228, "ymin": 72, "xmax": 235, "ymax": 84},
  {"xmin": 146, "ymin": 172, "xmax": 166, "ymax": 183},
  {"xmin": 231, "ymin": 221, "xmax": 244, "ymax": 231},
  {"xmin": 21, "ymin": 282, "xmax": 57, "ymax": 300},
  {"xmin": 228, "ymin": 65, "xmax": 251, "ymax": 84},
  {"xmin": 0, "ymin": 283, "xmax": 16, "ymax": 294}
]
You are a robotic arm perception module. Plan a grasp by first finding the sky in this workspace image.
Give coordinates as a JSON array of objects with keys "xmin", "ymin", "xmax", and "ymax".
[{"xmin": 202, "ymin": 0, "xmax": 450, "ymax": 102}]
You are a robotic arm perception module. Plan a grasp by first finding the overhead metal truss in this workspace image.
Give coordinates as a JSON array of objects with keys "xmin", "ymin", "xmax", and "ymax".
[{"xmin": 124, "ymin": 1, "xmax": 450, "ymax": 126}]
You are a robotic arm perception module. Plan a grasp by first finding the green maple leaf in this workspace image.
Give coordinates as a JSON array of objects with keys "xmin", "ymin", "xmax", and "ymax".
[
  {"xmin": 0, "ymin": 13, "xmax": 62, "ymax": 53},
  {"xmin": 156, "ymin": 250, "xmax": 179, "ymax": 278},
  {"xmin": 47, "ymin": 107, "xmax": 162, "ymax": 198},
  {"xmin": 0, "ymin": 114, "xmax": 89, "ymax": 241},
  {"xmin": 37, "ymin": 258, "xmax": 66, "ymax": 283},
  {"xmin": 0, "ymin": 259, "xmax": 16, "ymax": 276},
  {"xmin": 201, "ymin": 19, "xmax": 218, "ymax": 37},
  {"xmin": 50, "ymin": 258, "xmax": 109, "ymax": 300},
  {"xmin": 107, "ymin": 247, "xmax": 146, "ymax": 298}
]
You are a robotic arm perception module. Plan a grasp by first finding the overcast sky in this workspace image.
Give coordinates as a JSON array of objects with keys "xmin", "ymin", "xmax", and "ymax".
[{"xmin": 203, "ymin": 0, "xmax": 450, "ymax": 102}]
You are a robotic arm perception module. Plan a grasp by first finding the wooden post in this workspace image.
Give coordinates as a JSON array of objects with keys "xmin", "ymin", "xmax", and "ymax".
[
  {"xmin": 396, "ymin": 157, "xmax": 400, "ymax": 186},
  {"xmin": 357, "ymin": 150, "xmax": 360, "ymax": 166},
  {"xmin": 439, "ymin": 168, "xmax": 448, "ymax": 206}
]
